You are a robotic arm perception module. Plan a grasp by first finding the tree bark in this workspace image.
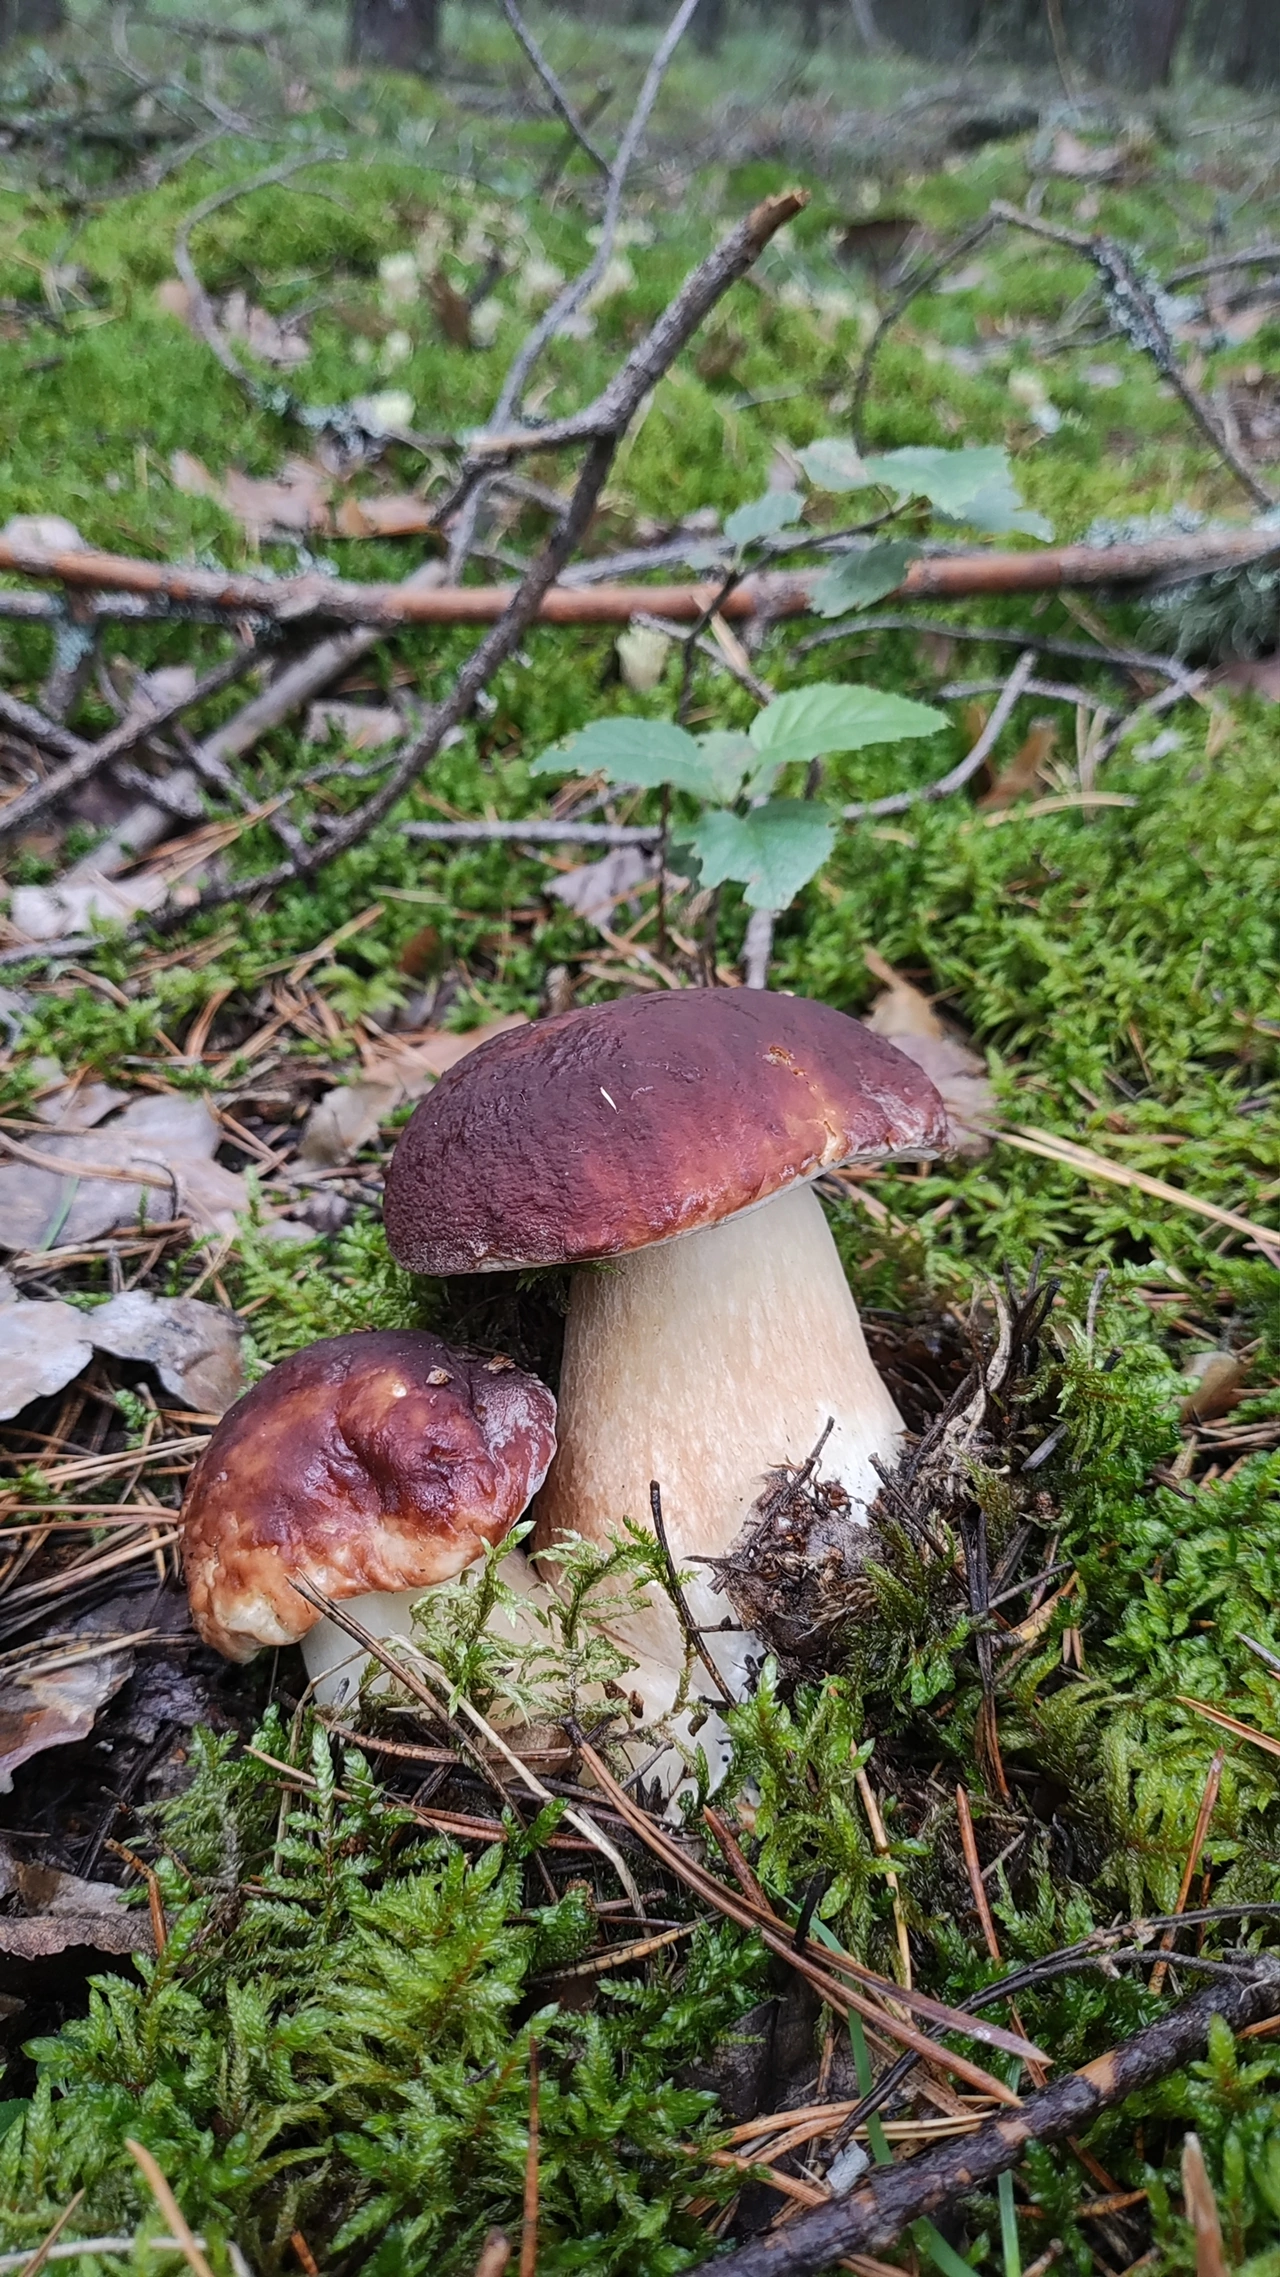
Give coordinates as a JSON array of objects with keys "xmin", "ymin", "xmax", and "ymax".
[
  {"xmin": 347, "ymin": 0, "xmax": 439, "ymax": 74},
  {"xmin": 1105, "ymin": 0, "xmax": 1190, "ymax": 82},
  {"xmin": 1226, "ymin": 0, "xmax": 1278, "ymax": 83}
]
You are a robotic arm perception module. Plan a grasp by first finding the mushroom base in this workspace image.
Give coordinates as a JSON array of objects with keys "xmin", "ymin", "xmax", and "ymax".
[{"xmin": 534, "ymin": 1182, "xmax": 903, "ymax": 1709}]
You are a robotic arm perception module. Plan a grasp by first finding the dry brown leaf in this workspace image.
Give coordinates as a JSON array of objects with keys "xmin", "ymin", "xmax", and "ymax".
[
  {"xmin": 547, "ymin": 846, "xmax": 658, "ymax": 927},
  {"xmin": 0, "ymin": 1845, "xmax": 154, "ymax": 1958},
  {"xmin": 305, "ymin": 701, "xmax": 404, "ymax": 750},
  {"xmin": 0, "ymin": 1094, "xmax": 251, "ymax": 1250},
  {"xmin": 862, "ymin": 947, "xmax": 995, "ymax": 1158},
  {"xmin": 0, "ymin": 1634, "xmax": 134, "ymax": 1793},
  {"xmin": 89, "ymin": 1290, "xmax": 245, "ymax": 1415},
  {"xmin": 1180, "ymin": 1350, "xmax": 1244, "ymax": 1424},
  {"xmin": 157, "ymin": 278, "xmax": 308, "ymax": 367},
  {"xmin": 296, "ymin": 1014, "xmax": 529, "ymax": 1170},
  {"xmin": 8, "ymin": 870, "xmax": 172, "ymax": 943},
  {"xmin": 169, "ymin": 450, "xmax": 331, "ymax": 541},
  {"xmin": 1048, "ymin": 129, "xmax": 1124, "ymax": 179},
  {"xmin": 334, "ymin": 494, "xmax": 435, "ymax": 539},
  {"xmin": 977, "ymin": 718, "xmax": 1058, "ymax": 811},
  {"xmin": 1217, "ymin": 654, "xmax": 1280, "ymax": 702},
  {"xmin": 34, "ymin": 1079, "xmax": 130, "ymax": 1131}
]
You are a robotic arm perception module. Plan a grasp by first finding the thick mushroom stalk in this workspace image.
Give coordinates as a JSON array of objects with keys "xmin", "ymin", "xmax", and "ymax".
[
  {"xmin": 383, "ymin": 990, "xmax": 948, "ymax": 1746},
  {"xmin": 535, "ymin": 1181, "xmax": 900, "ymax": 1707},
  {"xmin": 180, "ymin": 1329, "xmax": 556, "ymax": 1706}
]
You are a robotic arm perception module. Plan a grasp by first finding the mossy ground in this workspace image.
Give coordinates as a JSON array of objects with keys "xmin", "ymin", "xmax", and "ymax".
[{"xmin": 1, "ymin": 6, "xmax": 1280, "ymax": 2272}]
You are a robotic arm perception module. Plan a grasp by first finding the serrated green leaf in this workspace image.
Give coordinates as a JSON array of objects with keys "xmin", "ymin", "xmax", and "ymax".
[
  {"xmin": 683, "ymin": 800, "xmax": 837, "ymax": 909},
  {"xmin": 811, "ymin": 539, "xmax": 922, "ymax": 616},
  {"xmin": 530, "ymin": 716, "xmax": 714, "ymax": 796},
  {"xmin": 859, "ymin": 445, "xmax": 1048, "ymax": 536},
  {"xmin": 749, "ymin": 680, "xmax": 947, "ymax": 765},
  {"xmin": 796, "ymin": 437, "xmax": 872, "ymax": 492},
  {"xmin": 693, "ymin": 729, "xmax": 758, "ymax": 801},
  {"xmin": 862, "ymin": 444, "xmax": 1010, "ymax": 511},
  {"xmin": 724, "ymin": 489, "xmax": 804, "ymax": 544}
]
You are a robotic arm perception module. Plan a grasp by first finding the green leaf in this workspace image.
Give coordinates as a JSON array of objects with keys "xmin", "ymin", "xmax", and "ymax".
[
  {"xmin": 811, "ymin": 539, "xmax": 922, "ymax": 616},
  {"xmin": 796, "ymin": 437, "xmax": 872, "ymax": 492},
  {"xmin": 693, "ymin": 730, "xmax": 758, "ymax": 801},
  {"xmin": 683, "ymin": 800, "xmax": 837, "ymax": 909},
  {"xmin": 724, "ymin": 489, "xmax": 804, "ymax": 545},
  {"xmin": 860, "ymin": 444, "xmax": 1050, "ymax": 536},
  {"xmin": 749, "ymin": 680, "xmax": 947, "ymax": 766},
  {"xmin": 530, "ymin": 716, "xmax": 714, "ymax": 796}
]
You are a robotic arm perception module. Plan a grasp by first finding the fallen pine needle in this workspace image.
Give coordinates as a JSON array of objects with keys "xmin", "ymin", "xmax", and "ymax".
[
  {"xmin": 1150, "ymin": 1749, "xmax": 1225, "ymax": 1995},
  {"xmin": 1177, "ymin": 1696, "xmax": 1280, "ymax": 1759},
  {"xmin": 124, "ymin": 2143, "xmax": 216, "ymax": 2277},
  {"xmin": 993, "ymin": 1126, "xmax": 1280, "ymax": 1255}
]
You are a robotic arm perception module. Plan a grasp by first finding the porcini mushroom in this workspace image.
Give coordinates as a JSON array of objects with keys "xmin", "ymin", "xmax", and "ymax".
[
  {"xmin": 383, "ymin": 991, "xmax": 947, "ymax": 1719},
  {"xmin": 181, "ymin": 1328, "xmax": 556, "ymax": 1702}
]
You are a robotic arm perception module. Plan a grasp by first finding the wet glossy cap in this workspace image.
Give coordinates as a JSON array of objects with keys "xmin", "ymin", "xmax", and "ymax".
[
  {"xmin": 383, "ymin": 988, "xmax": 947, "ymax": 1275},
  {"xmin": 182, "ymin": 1328, "xmax": 556, "ymax": 1661}
]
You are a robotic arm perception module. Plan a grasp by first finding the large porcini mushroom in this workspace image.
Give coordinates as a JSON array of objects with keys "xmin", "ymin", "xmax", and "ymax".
[
  {"xmin": 181, "ymin": 1328, "xmax": 556, "ymax": 1701},
  {"xmin": 383, "ymin": 991, "xmax": 947, "ymax": 1717}
]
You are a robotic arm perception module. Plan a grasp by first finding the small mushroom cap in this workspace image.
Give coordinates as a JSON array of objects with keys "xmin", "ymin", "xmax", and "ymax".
[
  {"xmin": 384, "ymin": 988, "xmax": 947, "ymax": 1275},
  {"xmin": 182, "ymin": 1329, "xmax": 556, "ymax": 1662}
]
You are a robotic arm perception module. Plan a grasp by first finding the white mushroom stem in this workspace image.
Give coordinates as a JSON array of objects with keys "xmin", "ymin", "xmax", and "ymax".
[{"xmin": 534, "ymin": 1182, "xmax": 904, "ymax": 1718}]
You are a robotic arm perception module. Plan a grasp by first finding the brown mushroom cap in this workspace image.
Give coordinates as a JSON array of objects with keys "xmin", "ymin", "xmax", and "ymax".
[
  {"xmin": 383, "ymin": 988, "xmax": 947, "ymax": 1276},
  {"xmin": 182, "ymin": 1329, "xmax": 556, "ymax": 1661}
]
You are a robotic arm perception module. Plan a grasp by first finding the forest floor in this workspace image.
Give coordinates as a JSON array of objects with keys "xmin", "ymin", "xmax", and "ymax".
[{"xmin": 1, "ymin": 5, "xmax": 1280, "ymax": 2274}]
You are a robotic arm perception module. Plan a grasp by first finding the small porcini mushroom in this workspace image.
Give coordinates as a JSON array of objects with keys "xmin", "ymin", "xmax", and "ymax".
[
  {"xmin": 181, "ymin": 1328, "xmax": 556, "ymax": 1697},
  {"xmin": 383, "ymin": 991, "xmax": 947, "ymax": 1715}
]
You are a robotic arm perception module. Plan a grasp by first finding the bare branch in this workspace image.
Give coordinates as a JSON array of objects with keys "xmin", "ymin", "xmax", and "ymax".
[
  {"xmin": 843, "ymin": 647, "xmax": 1035, "ymax": 820},
  {"xmin": 501, "ymin": 0, "xmax": 610, "ymax": 174}
]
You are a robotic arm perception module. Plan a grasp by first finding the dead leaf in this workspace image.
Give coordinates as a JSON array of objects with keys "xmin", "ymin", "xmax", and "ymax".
[
  {"xmin": 157, "ymin": 279, "xmax": 308, "ymax": 367},
  {"xmin": 862, "ymin": 947, "xmax": 995, "ymax": 1158},
  {"xmin": 1048, "ymin": 129, "xmax": 1123, "ymax": 179},
  {"xmin": 1217, "ymin": 655, "xmax": 1280, "ymax": 702},
  {"xmin": 547, "ymin": 846, "xmax": 658, "ymax": 926},
  {"xmin": 617, "ymin": 626, "xmax": 672, "ymax": 694},
  {"xmin": 0, "ymin": 1273, "xmax": 94, "ymax": 1419},
  {"xmin": 0, "ymin": 1843, "xmax": 153, "ymax": 1958},
  {"xmin": 0, "ymin": 1093, "xmax": 250, "ymax": 1251},
  {"xmin": 297, "ymin": 1014, "xmax": 529, "ymax": 1170},
  {"xmin": 34, "ymin": 1079, "xmax": 130, "ymax": 1130},
  {"xmin": 305, "ymin": 701, "xmax": 403, "ymax": 750},
  {"xmin": 298, "ymin": 1078, "xmax": 402, "ymax": 1169},
  {"xmin": 0, "ymin": 512, "xmax": 86, "ymax": 553},
  {"xmin": 0, "ymin": 1633, "xmax": 134, "ymax": 1793},
  {"xmin": 8, "ymin": 870, "xmax": 171, "ymax": 943},
  {"xmin": 1180, "ymin": 1350, "xmax": 1244, "ymax": 1423},
  {"xmin": 89, "ymin": 1290, "xmax": 245, "ymax": 1415},
  {"xmin": 334, "ymin": 493, "xmax": 435, "ymax": 539},
  {"xmin": 428, "ymin": 268, "xmax": 473, "ymax": 348},
  {"xmin": 978, "ymin": 718, "xmax": 1058, "ymax": 810},
  {"xmin": 169, "ymin": 450, "xmax": 330, "ymax": 542}
]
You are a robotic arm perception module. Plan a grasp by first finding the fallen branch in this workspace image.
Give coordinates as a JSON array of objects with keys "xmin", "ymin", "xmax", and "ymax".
[
  {"xmin": 685, "ymin": 1962, "xmax": 1280, "ymax": 2277},
  {"xmin": 0, "ymin": 530, "xmax": 1274, "ymax": 631},
  {"xmin": 0, "ymin": 641, "xmax": 259, "ymax": 849},
  {"xmin": 991, "ymin": 202, "xmax": 1276, "ymax": 512},
  {"xmin": 501, "ymin": 0, "xmax": 610, "ymax": 174}
]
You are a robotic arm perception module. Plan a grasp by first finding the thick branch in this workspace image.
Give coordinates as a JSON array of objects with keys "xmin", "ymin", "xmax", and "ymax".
[
  {"xmin": 0, "ymin": 527, "xmax": 1273, "ymax": 632},
  {"xmin": 687, "ymin": 1962, "xmax": 1280, "ymax": 2277}
]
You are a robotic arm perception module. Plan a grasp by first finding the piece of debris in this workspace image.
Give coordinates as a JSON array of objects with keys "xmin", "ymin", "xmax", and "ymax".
[
  {"xmin": 89, "ymin": 1290, "xmax": 245, "ymax": 1415},
  {"xmin": 0, "ymin": 1094, "xmax": 251, "ymax": 1250},
  {"xmin": 0, "ymin": 1841, "xmax": 154, "ymax": 1959},
  {"xmin": 304, "ymin": 700, "xmax": 404, "ymax": 749},
  {"xmin": 547, "ymin": 845, "xmax": 659, "ymax": 927}
]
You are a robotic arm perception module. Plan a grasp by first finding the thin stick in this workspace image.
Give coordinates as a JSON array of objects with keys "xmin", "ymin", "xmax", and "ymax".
[
  {"xmin": 850, "ymin": 215, "xmax": 998, "ymax": 444},
  {"xmin": 844, "ymin": 648, "xmax": 1035, "ymax": 820},
  {"xmin": 681, "ymin": 1965, "xmax": 1280, "ymax": 2277},
  {"xmin": 521, "ymin": 2039, "xmax": 540, "ymax": 2277},
  {"xmin": 106, "ymin": 1838, "xmax": 168, "ymax": 1955},
  {"xmin": 0, "ymin": 640, "xmax": 257, "ymax": 847},
  {"xmin": 1149, "ymin": 1750, "xmax": 1226, "ymax": 1997},
  {"xmin": 501, "ymin": 0, "xmax": 609, "ymax": 173},
  {"xmin": 1181, "ymin": 2135, "xmax": 1230, "ymax": 2277},
  {"xmin": 402, "ymin": 819, "xmax": 660, "ymax": 846},
  {"xmin": 649, "ymin": 1480, "xmax": 736, "ymax": 1705},
  {"xmin": 173, "ymin": 153, "xmax": 342, "ymax": 401},
  {"xmin": 124, "ymin": 2143, "xmax": 216, "ymax": 2277}
]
